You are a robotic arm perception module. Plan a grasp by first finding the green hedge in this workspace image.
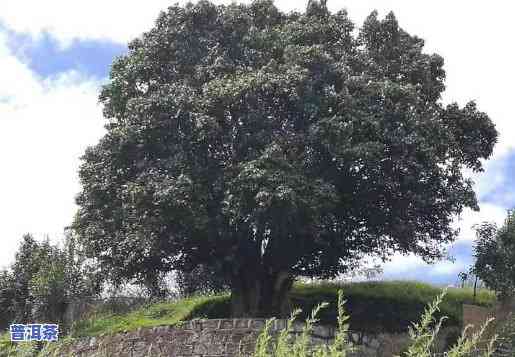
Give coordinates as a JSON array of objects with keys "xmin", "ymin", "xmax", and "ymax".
[{"xmin": 290, "ymin": 281, "xmax": 496, "ymax": 332}]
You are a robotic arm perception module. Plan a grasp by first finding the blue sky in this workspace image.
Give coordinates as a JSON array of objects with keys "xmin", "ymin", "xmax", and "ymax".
[
  {"xmin": 3, "ymin": 26, "xmax": 126, "ymax": 80},
  {"xmin": 0, "ymin": 0, "xmax": 514, "ymax": 286}
]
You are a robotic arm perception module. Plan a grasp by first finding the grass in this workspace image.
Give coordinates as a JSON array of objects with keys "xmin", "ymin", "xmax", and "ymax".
[{"xmin": 0, "ymin": 332, "xmax": 39, "ymax": 357}]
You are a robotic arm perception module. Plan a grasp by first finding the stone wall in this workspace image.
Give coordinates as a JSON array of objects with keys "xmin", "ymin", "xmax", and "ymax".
[
  {"xmin": 46, "ymin": 319, "xmax": 454, "ymax": 357},
  {"xmin": 51, "ymin": 319, "xmax": 263, "ymax": 357},
  {"xmin": 50, "ymin": 319, "xmax": 325, "ymax": 357}
]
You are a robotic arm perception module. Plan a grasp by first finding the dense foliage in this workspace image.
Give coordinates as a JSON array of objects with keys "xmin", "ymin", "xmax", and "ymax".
[
  {"xmin": 175, "ymin": 264, "xmax": 229, "ymax": 297},
  {"xmin": 74, "ymin": 0, "xmax": 497, "ymax": 316},
  {"xmin": 473, "ymin": 210, "xmax": 515, "ymax": 299}
]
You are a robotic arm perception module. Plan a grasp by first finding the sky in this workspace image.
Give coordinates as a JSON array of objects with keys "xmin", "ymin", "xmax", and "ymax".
[{"xmin": 0, "ymin": 0, "xmax": 514, "ymax": 285}]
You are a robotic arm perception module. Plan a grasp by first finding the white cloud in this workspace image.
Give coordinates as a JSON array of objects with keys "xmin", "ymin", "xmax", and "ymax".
[
  {"xmin": 382, "ymin": 254, "xmax": 425, "ymax": 275},
  {"xmin": 0, "ymin": 35, "xmax": 105, "ymax": 268},
  {"xmin": 379, "ymin": 202, "xmax": 508, "ymax": 282},
  {"xmin": 454, "ymin": 204, "xmax": 508, "ymax": 242},
  {"xmin": 0, "ymin": 33, "xmax": 39, "ymax": 106},
  {"xmin": 432, "ymin": 260, "xmax": 466, "ymax": 276},
  {"xmin": 381, "ymin": 252, "xmax": 467, "ymax": 284},
  {"xmin": 377, "ymin": 201, "xmax": 508, "ymax": 283},
  {"xmin": 473, "ymin": 151, "xmax": 515, "ymax": 207}
]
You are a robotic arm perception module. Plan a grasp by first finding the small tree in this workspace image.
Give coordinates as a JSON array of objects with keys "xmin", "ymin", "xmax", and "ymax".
[
  {"xmin": 457, "ymin": 271, "xmax": 468, "ymax": 289},
  {"xmin": 473, "ymin": 210, "xmax": 515, "ymax": 301},
  {"xmin": 1, "ymin": 233, "xmax": 102, "ymax": 328}
]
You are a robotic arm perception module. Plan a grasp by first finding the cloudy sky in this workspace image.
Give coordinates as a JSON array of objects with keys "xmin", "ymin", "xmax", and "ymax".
[{"xmin": 0, "ymin": 0, "xmax": 513, "ymax": 285}]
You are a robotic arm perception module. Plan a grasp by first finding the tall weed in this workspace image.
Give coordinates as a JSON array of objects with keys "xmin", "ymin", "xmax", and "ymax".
[{"xmin": 253, "ymin": 290, "xmax": 500, "ymax": 357}]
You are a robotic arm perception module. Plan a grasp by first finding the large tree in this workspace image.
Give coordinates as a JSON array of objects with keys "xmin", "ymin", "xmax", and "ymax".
[{"xmin": 73, "ymin": 0, "xmax": 497, "ymax": 316}]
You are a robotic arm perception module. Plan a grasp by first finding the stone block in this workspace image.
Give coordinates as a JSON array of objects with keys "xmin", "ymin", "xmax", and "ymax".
[
  {"xmin": 176, "ymin": 343, "xmax": 194, "ymax": 355},
  {"xmin": 225, "ymin": 342, "xmax": 241, "ymax": 355},
  {"xmin": 273, "ymin": 319, "xmax": 287, "ymax": 331},
  {"xmin": 197, "ymin": 342, "xmax": 224, "ymax": 355},
  {"xmin": 312, "ymin": 325, "xmax": 334, "ymax": 339},
  {"xmin": 233, "ymin": 318, "xmax": 251, "ymax": 329},
  {"xmin": 238, "ymin": 341, "xmax": 256, "ymax": 355},
  {"xmin": 220, "ymin": 319, "xmax": 235, "ymax": 329},
  {"xmin": 290, "ymin": 322, "xmax": 305, "ymax": 333},
  {"xmin": 249, "ymin": 319, "xmax": 266, "ymax": 330},
  {"xmin": 230, "ymin": 330, "xmax": 251, "ymax": 344},
  {"xmin": 202, "ymin": 319, "xmax": 222, "ymax": 330},
  {"xmin": 209, "ymin": 329, "xmax": 233, "ymax": 344}
]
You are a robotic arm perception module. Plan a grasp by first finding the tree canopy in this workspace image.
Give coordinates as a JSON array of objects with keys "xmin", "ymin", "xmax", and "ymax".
[{"xmin": 73, "ymin": 0, "xmax": 497, "ymax": 316}]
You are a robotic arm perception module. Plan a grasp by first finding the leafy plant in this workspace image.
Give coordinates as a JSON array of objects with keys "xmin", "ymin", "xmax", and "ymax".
[
  {"xmin": 474, "ymin": 210, "xmax": 515, "ymax": 300},
  {"xmin": 401, "ymin": 291, "xmax": 447, "ymax": 357}
]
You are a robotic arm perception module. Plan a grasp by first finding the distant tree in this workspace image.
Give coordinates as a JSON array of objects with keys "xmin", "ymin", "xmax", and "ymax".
[
  {"xmin": 1, "ymin": 232, "xmax": 102, "ymax": 327},
  {"xmin": 10, "ymin": 234, "xmax": 41, "ymax": 322},
  {"xmin": 473, "ymin": 211, "xmax": 515, "ymax": 301},
  {"xmin": 457, "ymin": 271, "xmax": 468, "ymax": 288},
  {"xmin": 74, "ymin": 0, "xmax": 497, "ymax": 316},
  {"xmin": 29, "ymin": 240, "xmax": 68, "ymax": 324},
  {"xmin": 0, "ymin": 270, "xmax": 15, "ymax": 329}
]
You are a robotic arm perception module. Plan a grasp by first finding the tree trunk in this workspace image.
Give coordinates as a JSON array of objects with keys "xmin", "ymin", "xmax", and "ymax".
[
  {"xmin": 144, "ymin": 274, "xmax": 166, "ymax": 301},
  {"xmin": 231, "ymin": 270, "xmax": 293, "ymax": 317},
  {"xmin": 473, "ymin": 275, "xmax": 478, "ymax": 304}
]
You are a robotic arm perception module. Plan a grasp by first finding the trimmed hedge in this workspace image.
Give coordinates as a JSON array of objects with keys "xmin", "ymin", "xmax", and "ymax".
[{"xmin": 290, "ymin": 281, "xmax": 495, "ymax": 332}]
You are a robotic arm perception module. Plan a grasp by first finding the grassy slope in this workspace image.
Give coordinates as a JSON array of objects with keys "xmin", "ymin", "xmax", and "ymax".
[
  {"xmin": 68, "ymin": 281, "xmax": 495, "ymax": 338},
  {"xmin": 70, "ymin": 294, "xmax": 231, "ymax": 338}
]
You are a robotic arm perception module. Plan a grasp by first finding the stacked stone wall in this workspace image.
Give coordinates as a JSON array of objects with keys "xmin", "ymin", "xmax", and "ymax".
[{"xmin": 48, "ymin": 318, "xmax": 456, "ymax": 357}]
